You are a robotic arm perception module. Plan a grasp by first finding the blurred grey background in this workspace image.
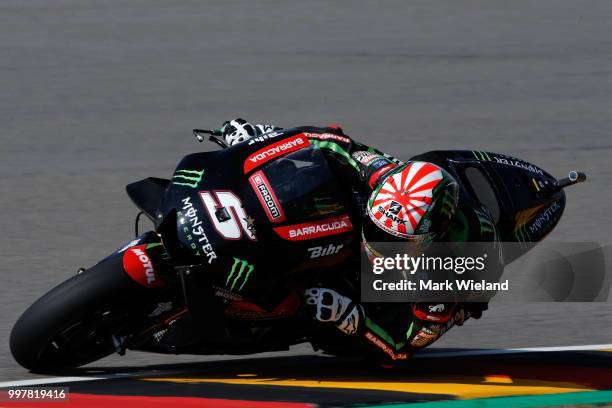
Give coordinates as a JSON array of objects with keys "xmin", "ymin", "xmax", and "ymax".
[{"xmin": 1, "ymin": 0, "xmax": 612, "ymax": 380}]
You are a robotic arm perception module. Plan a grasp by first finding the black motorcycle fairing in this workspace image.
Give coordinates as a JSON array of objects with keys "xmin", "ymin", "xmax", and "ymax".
[
  {"xmin": 411, "ymin": 150, "xmax": 566, "ymax": 262},
  {"xmin": 126, "ymin": 177, "xmax": 170, "ymax": 225},
  {"xmin": 156, "ymin": 130, "xmax": 357, "ymax": 308},
  {"xmin": 99, "ymin": 230, "xmax": 180, "ymax": 289},
  {"xmin": 258, "ymin": 148, "xmax": 351, "ymax": 222}
]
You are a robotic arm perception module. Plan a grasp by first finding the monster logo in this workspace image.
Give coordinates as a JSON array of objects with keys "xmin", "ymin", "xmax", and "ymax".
[
  {"xmin": 172, "ymin": 169, "xmax": 205, "ymax": 188},
  {"xmin": 226, "ymin": 257, "xmax": 255, "ymax": 292}
]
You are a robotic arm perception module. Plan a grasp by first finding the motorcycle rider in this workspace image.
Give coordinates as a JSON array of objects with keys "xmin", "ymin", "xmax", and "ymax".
[{"xmin": 220, "ymin": 118, "xmax": 501, "ymax": 362}]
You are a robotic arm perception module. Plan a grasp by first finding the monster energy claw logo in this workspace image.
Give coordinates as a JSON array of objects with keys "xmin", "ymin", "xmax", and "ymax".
[
  {"xmin": 472, "ymin": 151, "xmax": 491, "ymax": 161},
  {"xmin": 439, "ymin": 187, "xmax": 457, "ymax": 219},
  {"xmin": 226, "ymin": 257, "xmax": 255, "ymax": 291},
  {"xmin": 474, "ymin": 207, "xmax": 495, "ymax": 234},
  {"xmin": 172, "ymin": 169, "xmax": 204, "ymax": 188}
]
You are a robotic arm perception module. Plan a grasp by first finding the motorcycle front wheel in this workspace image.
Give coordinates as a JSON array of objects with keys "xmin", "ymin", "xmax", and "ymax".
[{"xmin": 10, "ymin": 254, "xmax": 152, "ymax": 372}]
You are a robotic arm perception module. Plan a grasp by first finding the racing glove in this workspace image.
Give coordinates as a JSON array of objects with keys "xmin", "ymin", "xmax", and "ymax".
[
  {"xmin": 221, "ymin": 118, "xmax": 279, "ymax": 146},
  {"xmin": 304, "ymin": 288, "xmax": 363, "ymax": 335}
]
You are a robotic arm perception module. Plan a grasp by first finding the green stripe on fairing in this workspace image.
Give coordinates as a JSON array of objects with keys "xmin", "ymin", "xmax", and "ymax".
[
  {"xmin": 472, "ymin": 150, "xmax": 491, "ymax": 161},
  {"xmin": 227, "ymin": 257, "xmax": 255, "ymax": 291},
  {"xmin": 310, "ymin": 140, "xmax": 360, "ymax": 171},
  {"xmin": 523, "ymin": 224, "xmax": 532, "ymax": 241},
  {"xmin": 172, "ymin": 169, "xmax": 204, "ymax": 187},
  {"xmin": 363, "ymin": 391, "xmax": 612, "ymax": 408},
  {"xmin": 514, "ymin": 224, "xmax": 532, "ymax": 246},
  {"xmin": 514, "ymin": 227, "xmax": 523, "ymax": 243},
  {"xmin": 175, "ymin": 169, "xmax": 204, "ymax": 176}
]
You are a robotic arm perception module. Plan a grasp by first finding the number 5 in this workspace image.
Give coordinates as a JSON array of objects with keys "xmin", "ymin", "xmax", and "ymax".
[{"xmin": 200, "ymin": 191, "xmax": 256, "ymax": 241}]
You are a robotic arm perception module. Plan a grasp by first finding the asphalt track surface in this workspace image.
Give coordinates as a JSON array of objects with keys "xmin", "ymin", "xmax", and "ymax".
[
  {"xmin": 1, "ymin": 0, "xmax": 612, "ymax": 401},
  {"xmin": 1, "ymin": 347, "xmax": 612, "ymax": 407}
]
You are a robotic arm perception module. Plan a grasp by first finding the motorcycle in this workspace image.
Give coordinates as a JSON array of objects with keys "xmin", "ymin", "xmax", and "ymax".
[{"xmin": 10, "ymin": 127, "xmax": 585, "ymax": 372}]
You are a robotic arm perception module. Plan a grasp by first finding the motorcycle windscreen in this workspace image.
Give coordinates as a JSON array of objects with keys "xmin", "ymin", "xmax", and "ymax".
[{"xmin": 259, "ymin": 147, "xmax": 349, "ymax": 222}]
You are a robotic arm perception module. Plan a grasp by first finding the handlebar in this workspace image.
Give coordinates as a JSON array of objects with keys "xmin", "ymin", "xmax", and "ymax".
[
  {"xmin": 192, "ymin": 128, "xmax": 228, "ymax": 149},
  {"xmin": 555, "ymin": 170, "xmax": 587, "ymax": 190},
  {"xmin": 545, "ymin": 170, "xmax": 587, "ymax": 197}
]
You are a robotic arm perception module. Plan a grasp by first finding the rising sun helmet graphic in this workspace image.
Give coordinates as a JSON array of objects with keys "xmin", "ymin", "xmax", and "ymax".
[{"xmin": 363, "ymin": 161, "xmax": 459, "ymax": 251}]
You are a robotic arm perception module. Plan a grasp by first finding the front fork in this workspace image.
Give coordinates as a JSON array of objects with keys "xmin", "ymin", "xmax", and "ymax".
[{"xmin": 100, "ymin": 231, "xmax": 188, "ymax": 354}]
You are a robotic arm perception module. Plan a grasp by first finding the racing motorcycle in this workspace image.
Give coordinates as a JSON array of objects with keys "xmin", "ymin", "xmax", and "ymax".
[{"xmin": 10, "ymin": 128, "xmax": 586, "ymax": 372}]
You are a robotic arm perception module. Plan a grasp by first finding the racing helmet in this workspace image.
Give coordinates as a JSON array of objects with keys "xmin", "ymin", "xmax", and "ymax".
[{"xmin": 362, "ymin": 161, "xmax": 459, "ymax": 257}]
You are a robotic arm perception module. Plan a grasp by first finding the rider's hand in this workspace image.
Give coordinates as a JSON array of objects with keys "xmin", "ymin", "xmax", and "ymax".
[
  {"xmin": 221, "ymin": 118, "xmax": 258, "ymax": 146},
  {"xmin": 304, "ymin": 288, "xmax": 363, "ymax": 335}
]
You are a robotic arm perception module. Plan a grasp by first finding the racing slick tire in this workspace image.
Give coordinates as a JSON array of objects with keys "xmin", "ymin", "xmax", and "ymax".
[{"xmin": 10, "ymin": 254, "xmax": 149, "ymax": 372}]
